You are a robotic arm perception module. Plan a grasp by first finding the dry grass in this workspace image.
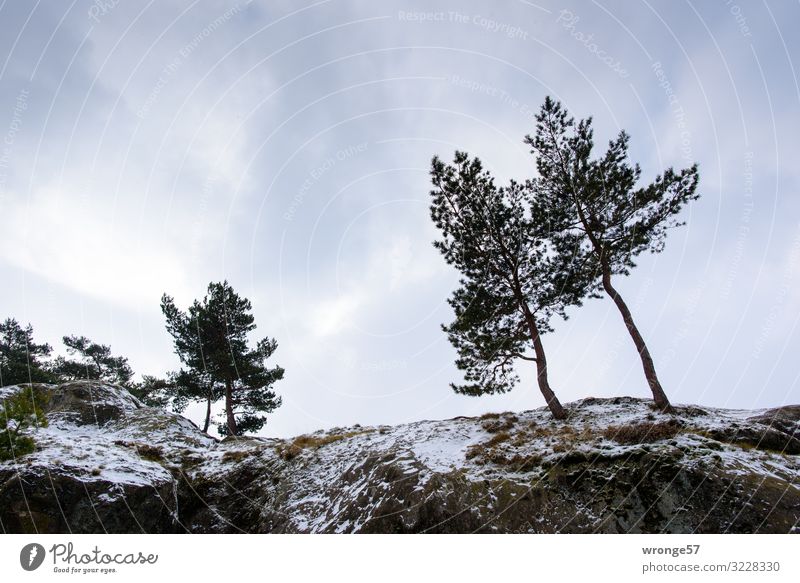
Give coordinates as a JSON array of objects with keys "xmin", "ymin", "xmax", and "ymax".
[
  {"xmin": 112, "ymin": 439, "xmax": 165, "ymax": 462},
  {"xmin": 466, "ymin": 431, "xmax": 511, "ymax": 460},
  {"xmin": 276, "ymin": 429, "xmax": 374, "ymax": 461},
  {"xmin": 221, "ymin": 447, "xmax": 267, "ymax": 463},
  {"xmin": 481, "ymin": 413, "xmax": 519, "ymax": 433},
  {"xmin": 603, "ymin": 420, "xmax": 682, "ymax": 445},
  {"xmin": 135, "ymin": 443, "xmax": 165, "ymax": 462}
]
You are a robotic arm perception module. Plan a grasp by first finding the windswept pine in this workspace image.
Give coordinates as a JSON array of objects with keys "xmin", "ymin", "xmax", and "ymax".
[
  {"xmin": 527, "ymin": 97, "xmax": 700, "ymax": 411},
  {"xmin": 429, "ymin": 153, "xmax": 589, "ymax": 419},
  {"xmin": 52, "ymin": 335, "xmax": 134, "ymax": 385},
  {"xmin": 429, "ymin": 98, "xmax": 701, "ymax": 414}
]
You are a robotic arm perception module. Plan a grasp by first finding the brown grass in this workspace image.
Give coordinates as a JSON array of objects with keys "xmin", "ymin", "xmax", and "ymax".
[
  {"xmin": 481, "ymin": 413, "xmax": 519, "ymax": 433},
  {"xmin": 136, "ymin": 443, "xmax": 165, "ymax": 462},
  {"xmin": 221, "ymin": 447, "xmax": 267, "ymax": 463},
  {"xmin": 276, "ymin": 429, "xmax": 373, "ymax": 461},
  {"xmin": 603, "ymin": 420, "xmax": 682, "ymax": 445}
]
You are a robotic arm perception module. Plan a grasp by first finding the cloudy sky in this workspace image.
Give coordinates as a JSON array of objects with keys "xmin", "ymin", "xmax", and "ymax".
[{"xmin": 1, "ymin": 0, "xmax": 798, "ymax": 437}]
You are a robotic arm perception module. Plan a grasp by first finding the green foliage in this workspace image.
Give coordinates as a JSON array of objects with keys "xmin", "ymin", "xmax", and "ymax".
[
  {"xmin": 0, "ymin": 318, "xmax": 56, "ymax": 386},
  {"xmin": 0, "ymin": 387, "xmax": 49, "ymax": 461},
  {"xmin": 128, "ymin": 375, "xmax": 176, "ymax": 409},
  {"xmin": 526, "ymin": 96, "xmax": 700, "ymax": 280},
  {"xmin": 51, "ymin": 335, "xmax": 134, "ymax": 385},
  {"xmin": 525, "ymin": 97, "xmax": 700, "ymax": 408},
  {"xmin": 161, "ymin": 281, "xmax": 284, "ymax": 436},
  {"xmin": 429, "ymin": 153, "xmax": 589, "ymax": 397}
]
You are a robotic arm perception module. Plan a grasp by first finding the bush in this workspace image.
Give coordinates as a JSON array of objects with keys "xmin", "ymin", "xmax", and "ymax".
[{"xmin": 0, "ymin": 387, "xmax": 49, "ymax": 461}]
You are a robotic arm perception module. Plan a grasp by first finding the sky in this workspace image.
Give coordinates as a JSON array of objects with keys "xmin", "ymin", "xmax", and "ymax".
[{"xmin": 1, "ymin": 0, "xmax": 798, "ymax": 438}]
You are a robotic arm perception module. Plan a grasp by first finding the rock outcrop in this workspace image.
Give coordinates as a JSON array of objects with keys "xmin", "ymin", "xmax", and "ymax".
[{"xmin": 1, "ymin": 382, "xmax": 798, "ymax": 533}]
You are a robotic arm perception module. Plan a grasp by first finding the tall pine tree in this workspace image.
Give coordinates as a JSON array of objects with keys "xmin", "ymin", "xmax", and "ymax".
[
  {"xmin": 430, "ymin": 153, "xmax": 588, "ymax": 419},
  {"xmin": 527, "ymin": 97, "xmax": 700, "ymax": 411},
  {"xmin": 161, "ymin": 281, "xmax": 284, "ymax": 435},
  {"xmin": 0, "ymin": 318, "xmax": 54, "ymax": 386}
]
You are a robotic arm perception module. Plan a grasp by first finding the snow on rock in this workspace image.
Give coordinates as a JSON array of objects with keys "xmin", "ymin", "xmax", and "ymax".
[{"xmin": 1, "ymin": 382, "xmax": 798, "ymax": 533}]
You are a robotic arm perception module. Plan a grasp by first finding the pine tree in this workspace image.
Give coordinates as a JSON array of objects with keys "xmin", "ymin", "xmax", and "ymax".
[
  {"xmin": 0, "ymin": 318, "xmax": 55, "ymax": 386},
  {"xmin": 128, "ymin": 375, "xmax": 175, "ymax": 409},
  {"xmin": 430, "ymin": 153, "xmax": 588, "ymax": 419},
  {"xmin": 527, "ymin": 97, "xmax": 700, "ymax": 411},
  {"xmin": 52, "ymin": 335, "xmax": 134, "ymax": 385},
  {"xmin": 160, "ymin": 281, "xmax": 284, "ymax": 436}
]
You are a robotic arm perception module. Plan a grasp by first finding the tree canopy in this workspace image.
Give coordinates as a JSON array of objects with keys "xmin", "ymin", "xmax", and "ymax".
[
  {"xmin": 526, "ymin": 97, "xmax": 700, "ymax": 409},
  {"xmin": 52, "ymin": 335, "xmax": 134, "ymax": 385},
  {"xmin": 161, "ymin": 281, "xmax": 284, "ymax": 435},
  {"xmin": 430, "ymin": 152, "xmax": 589, "ymax": 419},
  {"xmin": 0, "ymin": 318, "xmax": 55, "ymax": 386}
]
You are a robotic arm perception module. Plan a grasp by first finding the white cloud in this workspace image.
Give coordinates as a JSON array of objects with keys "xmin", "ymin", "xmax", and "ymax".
[{"xmin": 1, "ymin": 187, "xmax": 190, "ymax": 308}]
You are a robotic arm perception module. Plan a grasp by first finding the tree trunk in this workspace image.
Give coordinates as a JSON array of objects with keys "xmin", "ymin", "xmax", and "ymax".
[
  {"xmin": 521, "ymin": 306, "xmax": 566, "ymax": 420},
  {"xmin": 202, "ymin": 391, "xmax": 212, "ymax": 434},
  {"xmin": 601, "ymin": 270, "xmax": 672, "ymax": 411},
  {"xmin": 224, "ymin": 379, "xmax": 238, "ymax": 436}
]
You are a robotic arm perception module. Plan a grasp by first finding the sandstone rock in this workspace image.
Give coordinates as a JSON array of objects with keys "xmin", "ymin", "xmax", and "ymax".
[{"xmin": 1, "ymin": 382, "xmax": 797, "ymax": 533}]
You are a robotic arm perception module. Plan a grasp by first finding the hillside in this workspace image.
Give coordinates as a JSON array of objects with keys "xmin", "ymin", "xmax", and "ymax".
[{"xmin": 0, "ymin": 381, "xmax": 798, "ymax": 533}]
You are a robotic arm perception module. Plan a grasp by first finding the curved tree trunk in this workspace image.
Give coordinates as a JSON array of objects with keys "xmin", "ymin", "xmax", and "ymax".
[
  {"xmin": 601, "ymin": 270, "xmax": 672, "ymax": 411},
  {"xmin": 224, "ymin": 379, "xmax": 238, "ymax": 436},
  {"xmin": 522, "ymin": 307, "xmax": 566, "ymax": 419},
  {"xmin": 202, "ymin": 392, "xmax": 212, "ymax": 433}
]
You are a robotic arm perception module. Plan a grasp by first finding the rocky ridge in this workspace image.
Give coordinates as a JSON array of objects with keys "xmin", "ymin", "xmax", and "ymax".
[{"xmin": 0, "ymin": 381, "xmax": 798, "ymax": 533}]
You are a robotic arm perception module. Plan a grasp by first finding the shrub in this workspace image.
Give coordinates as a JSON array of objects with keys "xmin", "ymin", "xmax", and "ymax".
[{"xmin": 0, "ymin": 387, "xmax": 49, "ymax": 461}]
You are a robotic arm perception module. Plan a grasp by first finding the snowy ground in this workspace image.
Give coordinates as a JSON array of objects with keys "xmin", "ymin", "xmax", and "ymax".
[{"xmin": 1, "ymin": 383, "xmax": 797, "ymax": 533}]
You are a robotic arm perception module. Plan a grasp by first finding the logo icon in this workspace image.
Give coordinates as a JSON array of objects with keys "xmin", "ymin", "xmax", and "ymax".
[{"xmin": 20, "ymin": 543, "xmax": 46, "ymax": 571}]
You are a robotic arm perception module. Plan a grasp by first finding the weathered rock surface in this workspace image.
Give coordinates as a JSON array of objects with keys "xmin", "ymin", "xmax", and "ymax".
[{"xmin": 1, "ymin": 382, "xmax": 798, "ymax": 533}]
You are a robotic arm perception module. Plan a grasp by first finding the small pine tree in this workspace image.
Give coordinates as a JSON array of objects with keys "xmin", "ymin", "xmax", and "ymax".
[
  {"xmin": 161, "ymin": 281, "xmax": 284, "ymax": 436},
  {"xmin": 0, "ymin": 318, "xmax": 55, "ymax": 387},
  {"xmin": 52, "ymin": 335, "xmax": 134, "ymax": 385},
  {"xmin": 430, "ymin": 153, "xmax": 588, "ymax": 419},
  {"xmin": 527, "ymin": 97, "xmax": 700, "ymax": 410},
  {"xmin": 0, "ymin": 386, "xmax": 49, "ymax": 461}
]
